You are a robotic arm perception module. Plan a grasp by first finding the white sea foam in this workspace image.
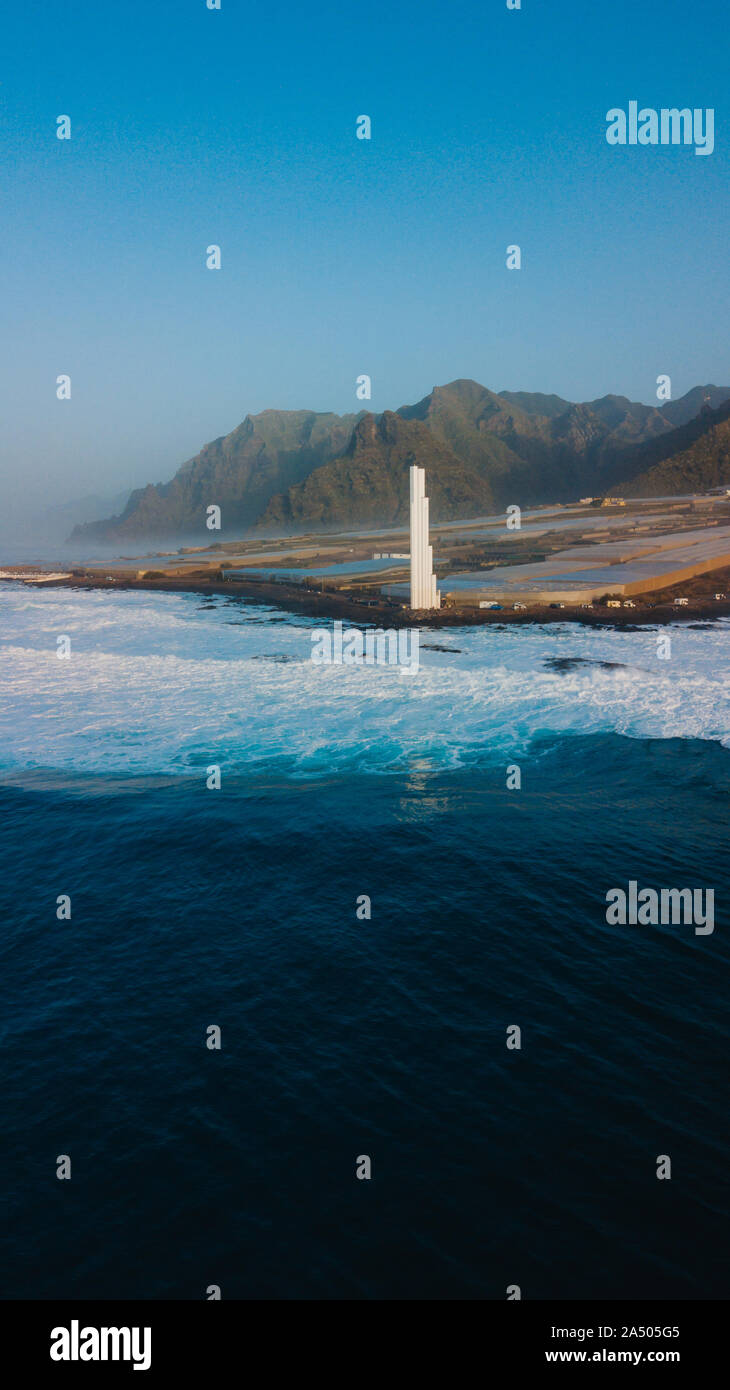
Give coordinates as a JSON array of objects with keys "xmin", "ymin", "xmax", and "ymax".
[{"xmin": 0, "ymin": 586, "xmax": 728, "ymax": 775}]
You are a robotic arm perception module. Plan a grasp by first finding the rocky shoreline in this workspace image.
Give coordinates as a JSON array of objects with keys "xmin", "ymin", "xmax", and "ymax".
[{"xmin": 3, "ymin": 566, "xmax": 730, "ymax": 629}]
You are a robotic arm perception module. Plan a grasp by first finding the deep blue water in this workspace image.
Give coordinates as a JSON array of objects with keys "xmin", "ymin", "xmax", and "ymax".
[{"xmin": 2, "ymin": 732, "xmax": 728, "ymax": 1299}]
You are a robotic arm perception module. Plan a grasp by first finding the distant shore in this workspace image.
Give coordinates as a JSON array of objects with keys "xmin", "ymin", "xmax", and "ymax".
[{"xmin": 3, "ymin": 567, "xmax": 729, "ymax": 629}]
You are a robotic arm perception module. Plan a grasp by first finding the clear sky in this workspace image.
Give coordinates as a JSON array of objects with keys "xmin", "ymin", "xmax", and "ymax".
[{"xmin": 1, "ymin": 0, "xmax": 727, "ymax": 521}]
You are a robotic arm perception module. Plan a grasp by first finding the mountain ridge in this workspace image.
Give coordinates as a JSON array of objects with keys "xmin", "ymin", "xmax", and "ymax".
[{"xmin": 69, "ymin": 380, "xmax": 730, "ymax": 542}]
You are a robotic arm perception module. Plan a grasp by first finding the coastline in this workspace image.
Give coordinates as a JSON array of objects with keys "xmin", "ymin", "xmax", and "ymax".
[{"xmin": 3, "ymin": 567, "xmax": 730, "ymax": 628}]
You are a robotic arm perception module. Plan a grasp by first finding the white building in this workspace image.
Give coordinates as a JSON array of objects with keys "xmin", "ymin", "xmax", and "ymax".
[{"xmin": 409, "ymin": 465, "xmax": 440, "ymax": 609}]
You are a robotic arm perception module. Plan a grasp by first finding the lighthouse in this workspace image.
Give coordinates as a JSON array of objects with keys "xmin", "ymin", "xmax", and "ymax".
[{"xmin": 409, "ymin": 465, "xmax": 440, "ymax": 610}]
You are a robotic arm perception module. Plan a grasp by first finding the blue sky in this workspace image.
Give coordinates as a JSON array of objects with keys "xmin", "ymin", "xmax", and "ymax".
[{"xmin": 1, "ymin": 0, "xmax": 727, "ymax": 516}]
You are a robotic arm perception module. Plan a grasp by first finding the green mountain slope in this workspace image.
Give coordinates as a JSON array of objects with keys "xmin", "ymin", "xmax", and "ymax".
[
  {"xmin": 68, "ymin": 380, "xmax": 730, "ymax": 542},
  {"xmin": 258, "ymin": 412, "xmax": 496, "ymax": 531},
  {"xmin": 498, "ymin": 390, "xmax": 571, "ymax": 418},
  {"xmin": 70, "ymin": 409, "xmax": 361, "ymax": 544},
  {"xmin": 618, "ymin": 400, "xmax": 730, "ymax": 496}
]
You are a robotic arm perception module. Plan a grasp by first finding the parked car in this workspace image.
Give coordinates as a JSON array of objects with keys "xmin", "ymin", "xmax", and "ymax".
[
  {"xmin": 714, "ymin": 592, "xmax": 726, "ymax": 600},
  {"xmin": 512, "ymin": 602, "xmax": 527, "ymax": 610},
  {"xmin": 673, "ymin": 597, "xmax": 689, "ymax": 606},
  {"xmin": 549, "ymin": 602, "xmax": 565, "ymax": 609},
  {"xmin": 622, "ymin": 600, "xmax": 635, "ymax": 608},
  {"xmin": 607, "ymin": 600, "xmax": 621, "ymax": 608}
]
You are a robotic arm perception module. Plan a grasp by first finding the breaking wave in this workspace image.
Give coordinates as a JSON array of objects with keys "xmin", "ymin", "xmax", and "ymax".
[{"xmin": 1, "ymin": 585, "xmax": 729, "ymax": 776}]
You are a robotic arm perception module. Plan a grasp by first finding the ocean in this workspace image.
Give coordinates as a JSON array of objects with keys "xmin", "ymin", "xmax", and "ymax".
[{"xmin": 1, "ymin": 584, "xmax": 728, "ymax": 1299}]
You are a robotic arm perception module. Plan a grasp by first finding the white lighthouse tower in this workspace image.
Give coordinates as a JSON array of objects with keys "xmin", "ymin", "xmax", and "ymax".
[{"xmin": 409, "ymin": 465, "xmax": 440, "ymax": 610}]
